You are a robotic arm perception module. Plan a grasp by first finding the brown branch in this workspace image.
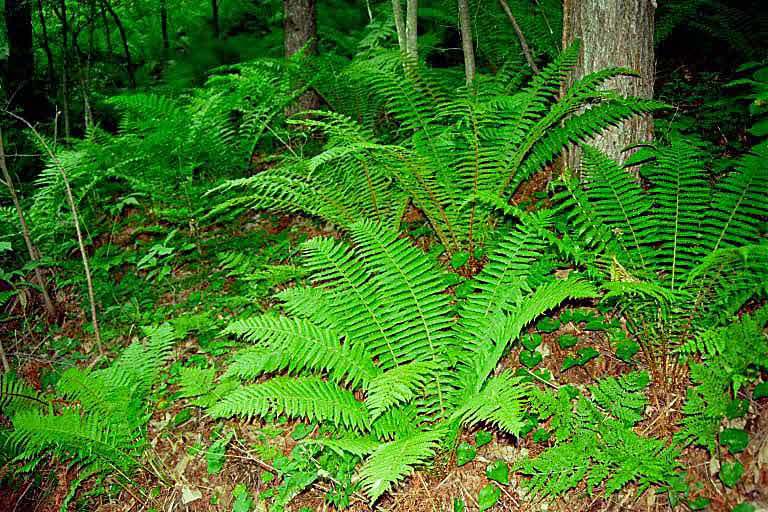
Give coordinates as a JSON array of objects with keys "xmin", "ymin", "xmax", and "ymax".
[
  {"xmin": 498, "ymin": 0, "xmax": 539, "ymax": 73},
  {"xmin": 7, "ymin": 112, "xmax": 104, "ymax": 355},
  {"xmin": 0, "ymin": 127, "xmax": 57, "ymax": 319}
]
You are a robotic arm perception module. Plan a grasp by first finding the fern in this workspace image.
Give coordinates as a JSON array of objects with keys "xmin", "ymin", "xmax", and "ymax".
[
  {"xmin": 555, "ymin": 140, "xmax": 768, "ymax": 347},
  {"xmin": 519, "ymin": 372, "xmax": 683, "ymax": 497},
  {"xmin": 209, "ymin": 44, "xmax": 663, "ymax": 254},
  {"xmin": 212, "ymin": 217, "xmax": 595, "ymax": 502},
  {"xmin": 2, "ymin": 323, "xmax": 183, "ymax": 496},
  {"xmin": 676, "ymin": 307, "xmax": 768, "ymax": 452}
]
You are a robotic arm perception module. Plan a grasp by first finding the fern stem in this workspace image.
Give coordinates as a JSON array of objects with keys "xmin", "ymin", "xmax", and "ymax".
[
  {"xmin": 8, "ymin": 112, "xmax": 104, "ymax": 356},
  {"xmin": 0, "ymin": 126, "xmax": 57, "ymax": 319}
]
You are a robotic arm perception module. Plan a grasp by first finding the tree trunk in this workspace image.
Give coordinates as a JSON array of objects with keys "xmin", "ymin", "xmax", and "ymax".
[
  {"xmin": 160, "ymin": 0, "xmax": 169, "ymax": 52},
  {"xmin": 284, "ymin": 0, "xmax": 319, "ymax": 111},
  {"xmin": 405, "ymin": 0, "xmax": 418, "ymax": 61},
  {"xmin": 4, "ymin": 0, "xmax": 35, "ymax": 115},
  {"xmin": 498, "ymin": 0, "xmax": 538, "ymax": 73},
  {"xmin": 101, "ymin": 0, "xmax": 136, "ymax": 88},
  {"xmin": 211, "ymin": 0, "xmax": 220, "ymax": 39},
  {"xmin": 60, "ymin": 0, "xmax": 71, "ymax": 138},
  {"xmin": 457, "ymin": 0, "xmax": 475, "ymax": 85},
  {"xmin": 101, "ymin": 3, "xmax": 114, "ymax": 56},
  {"xmin": 562, "ymin": 0, "xmax": 655, "ymax": 167},
  {"xmin": 37, "ymin": 0, "xmax": 57, "ymax": 87},
  {"xmin": 392, "ymin": 0, "xmax": 407, "ymax": 54}
]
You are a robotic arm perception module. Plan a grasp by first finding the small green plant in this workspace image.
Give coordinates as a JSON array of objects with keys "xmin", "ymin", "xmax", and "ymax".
[
  {"xmin": 211, "ymin": 216, "xmax": 595, "ymax": 502},
  {"xmin": 519, "ymin": 372, "xmax": 685, "ymax": 498},
  {"xmin": 0, "ymin": 324, "xmax": 184, "ymax": 499},
  {"xmin": 554, "ymin": 140, "xmax": 768, "ymax": 380}
]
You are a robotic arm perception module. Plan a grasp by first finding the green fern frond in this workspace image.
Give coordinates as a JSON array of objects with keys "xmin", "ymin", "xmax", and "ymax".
[
  {"xmin": 224, "ymin": 314, "xmax": 378, "ymax": 388},
  {"xmin": 0, "ymin": 373, "xmax": 45, "ymax": 416},
  {"xmin": 9, "ymin": 408, "xmax": 138, "ymax": 472},
  {"xmin": 209, "ymin": 377, "xmax": 370, "ymax": 431},
  {"xmin": 366, "ymin": 361, "xmax": 436, "ymax": 419},
  {"xmin": 357, "ymin": 429, "xmax": 443, "ymax": 502},
  {"xmin": 588, "ymin": 372, "xmax": 650, "ymax": 427},
  {"xmin": 451, "ymin": 371, "xmax": 530, "ymax": 435}
]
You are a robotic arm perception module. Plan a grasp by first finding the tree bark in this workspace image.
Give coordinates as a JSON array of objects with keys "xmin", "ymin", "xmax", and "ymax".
[
  {"xmin": 562, "ymin": 0, "xmax": 656, "ymax": 167},
  {"xmin": 4, "ymin": 0, "xmax": 35, "ymax": 115},
  {"xmin": 457, "ymin": 0, "xmax": 475, "ymax": 85},
  {"xmin": 391, "ymin": 0, "xmax": 407, "ymax": 54},
  {"xmin": 405, "ymin": 0, "xmax": 418, "ymax": 61},
  {"xmin": 160, "ymin": 0, "xmax": 169, "ymax": 52},
  {"xmin": 284, "ymin": 0, "xmax": 319, "ymax": 111},
  {"xmin": 101, "ymin": 0, "xmax": 136, "ymax": 88},
  {"xmin": 0, "ymin": 127, "xmax": 57, "ymax": 320},
  {"xmin": 37, "ymin": 0, "xmax": 57, "ymax": 87},
  {"xmin": 211, "ymin": 0, "xmax": 220, "ymax": 39}
]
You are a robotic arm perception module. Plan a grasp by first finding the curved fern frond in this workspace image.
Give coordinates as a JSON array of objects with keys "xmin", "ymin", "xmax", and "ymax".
[
  {"xmin": 357, "ymin": 429, "xmax": 443, "ymax": 502},
  {"xmin": 208, "ymin": 377, "xmax": 370, "ymax": 431},
  {"xmin": 451, "ymin": 371, "xmax": 530, "ymax": 435},
  {"xmin": 224, "ymin": 314, "xmax": 378, "ymax": 388}
]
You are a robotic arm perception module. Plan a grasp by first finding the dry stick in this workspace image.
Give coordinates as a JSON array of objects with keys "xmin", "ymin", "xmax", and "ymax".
[
  {"xmin": 497, "ymin": 0, "xmax": 539, "ymax": 73},
  {"xmin": 7, "ymin": 112, "xmax": 104, "ymax": 355},
  {"xmin": 0, "ymin": 337, "xmax": 9, "ymax": 372},
  {"xmin": 0, "ymin": 127, "xmax": 57, "ymax": 319},
  {"xmin": 457, "ymin": 0, "xmax": 476, "ymax": 85}
]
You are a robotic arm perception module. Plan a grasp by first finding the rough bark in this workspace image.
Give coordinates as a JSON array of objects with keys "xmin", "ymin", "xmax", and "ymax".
[
  {"xmin": 562, "ymin": 0, "xmax": 656, "ymax": 167},
  {"xmin": 4, "ymin": 0, "xmax": 36, "ymax": 114},
  {"xmin": 284, "ymin": 0, "xmax": 319, "ymax": 111},
  {"xmin": 457, "ymin": 0, "xmax": 475, "ymax": 85}
]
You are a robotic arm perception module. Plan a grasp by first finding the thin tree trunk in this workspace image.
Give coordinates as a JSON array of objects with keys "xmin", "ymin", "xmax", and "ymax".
[
  {"xmin": 562, "ymin": 0, "xmax": 655, "ymax": 167},
  {"xmin": 81, "ymin": 0, "xmax": 95, "ymax": 131},
  {"xmin": 60, "ymin": 0, "xmax": 71, "ymax": 138},
  {"xmin": 0, "ymin": 128, "xmax": 57, "ymax": 319},
  {"xmin": 211, "ymin": 0, "xmax": 220, "ymax": 38},
  {"xmin": 101, "ymin": 0, "xmax": 136, "ymax": 88},
  {"xmin": 405, "ymin": 0, "xmax": 418, "ymax": 61},
  {"xmin": 457, "ymin": 0, "xmax": 475, "ymax": 85},
  {"xmin": 5, "ymin": 0, "xmax": 36, "ymax": 116},
  {"xmin": 160, "ymin": 0, "xmax": 169, "ymax": 53},
  {"xmin": 37, "ymin": 0, "xmax": 57, "ymax": 87},
  {"xmin": 8, "ymin": 113, "xmax": 103, "ymax": 355},
  {"xmin": 392, "ymin": 0, "xmax": 407, "ymax": 54},
  {"xmin": 497, "ymin": 0, "xmax": 539, "ymax": 73},
  {"xmin": 284, "ymin": 0, "xmax": 320, "ymax": 111},
  {"xmin": 101, "ymin": 3, "xmax": 114, "ymax": 56}
]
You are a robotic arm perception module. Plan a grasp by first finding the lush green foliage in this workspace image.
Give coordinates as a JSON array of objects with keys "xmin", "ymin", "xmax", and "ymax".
[
  {"xmin": 1, "ymin": 0, "xmax": 767, "ymax": 510},
  {"xmin": 554, "ymin": 140, "xmax": 768, "ymax": 348},
  {"xmin": 1, "ymin": 324, "xmax": 183, "ymax": 496},
  {"xmin": 211, "ymin": 217, "xmax": 595, "ymax": 501},
  {"xmin": 212, "ymin": 44, "xmax": 663, "ymax": 254}
]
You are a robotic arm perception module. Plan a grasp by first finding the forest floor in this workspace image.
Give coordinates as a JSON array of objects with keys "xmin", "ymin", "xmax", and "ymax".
[{"xmin": 2, "ymin": 204, "xmax": 767, "ymax": 512}]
